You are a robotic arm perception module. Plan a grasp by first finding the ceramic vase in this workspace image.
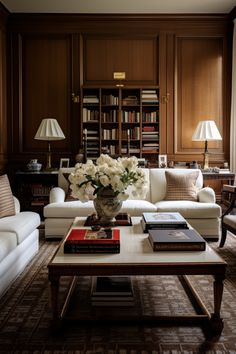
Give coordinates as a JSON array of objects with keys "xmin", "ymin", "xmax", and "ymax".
[{"xmin": 93, "ymin": 188, "xmax": 122, "ymax": 226}]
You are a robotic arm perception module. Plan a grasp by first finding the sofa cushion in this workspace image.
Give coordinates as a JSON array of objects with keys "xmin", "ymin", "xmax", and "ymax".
[
  {"xmin": 0, "ymin": 175, "xmax": 16, "ymax": 218},
  {"xmin": 0, "ymin": 232, "xmax": 17, "ymax": 263},
  {"xmin": 165, "ymin": 170, "xmax": 199, "ymax": 201},
  {"xmin": 155, "ymin": 200, "xmax": 221, "ymax": 219},
  {"xmin": 121, "ymin": 199, "xmax": 157, "ymax": 216},
  {"xmin": 149, "ymin": 169, "xmax": 203, "ymax": 203},
  {"xmin": 44, "ymin": 200, "xmax": 95, "ymax": 218},
  {"xmin": 223, "ymin": 215, "xmax": 236, "ymax": 228},
  {"xmin": 0, "ymin": 211, "xmax": 40, "ymax": 244}
]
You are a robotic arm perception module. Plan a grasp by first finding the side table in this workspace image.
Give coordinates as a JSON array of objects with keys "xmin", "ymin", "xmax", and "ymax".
[
  {"xmin": 202, "ymin": 172, "xmax": 235, "ymax": 203},
  {"xmin": 14, "ymin": 170, "xmax": 58, "ymax": 219}
]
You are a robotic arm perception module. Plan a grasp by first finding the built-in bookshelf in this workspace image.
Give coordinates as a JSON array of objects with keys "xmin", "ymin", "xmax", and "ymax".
[{"xmin": 81, "ymin": 87, "xmax": 159, "ymax": 161}]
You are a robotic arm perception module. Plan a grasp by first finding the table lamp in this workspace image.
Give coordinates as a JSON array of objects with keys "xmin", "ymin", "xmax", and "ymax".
[
  {"xmin": 192, "ymin": 120, "xmax": 222, "ymax": 170},
  {"xmin": 34, "ymin": 118, "xmax": 65, "ymax": 170}
]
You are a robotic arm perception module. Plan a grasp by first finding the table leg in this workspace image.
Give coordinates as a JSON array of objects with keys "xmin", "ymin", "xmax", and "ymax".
[
  {"xmin": 209, "ymin": 274, "xmax": 225, "ymax": 335},
  {"xmin": 48, "ymin": 274, "xmax": 60, "ymax": 330}
]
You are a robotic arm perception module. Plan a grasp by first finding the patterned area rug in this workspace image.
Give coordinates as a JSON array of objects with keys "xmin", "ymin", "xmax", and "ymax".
[{"xmin": 1, "ymin": 234, "xmax": 236, "ymax": 354}]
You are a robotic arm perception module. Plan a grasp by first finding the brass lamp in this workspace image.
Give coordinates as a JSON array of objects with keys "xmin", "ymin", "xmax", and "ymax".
[
  {"xmin": 192, "ymin": 120, "xmax": 222, "ymax": 170},
  {"xmin": 34, "ymin": 118, "xmax": 65, "ymax": 170}
]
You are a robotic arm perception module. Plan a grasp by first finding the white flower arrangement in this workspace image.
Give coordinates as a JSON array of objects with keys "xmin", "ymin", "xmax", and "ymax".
[{"xmin": 68, "ymin": 154, "xmax": 148, "ymax": 203}]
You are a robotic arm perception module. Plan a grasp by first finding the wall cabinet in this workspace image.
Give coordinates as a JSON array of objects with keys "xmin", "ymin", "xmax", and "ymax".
[{"xmin": 81, "ymin": 87, "xmax": 159, "ymax": 162}]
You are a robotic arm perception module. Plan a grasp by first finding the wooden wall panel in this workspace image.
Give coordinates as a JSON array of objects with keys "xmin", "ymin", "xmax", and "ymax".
[
  {"xmin": 21, "ymin": 35, "xmax": 72, "ymax": 154},
  {"xmin": 83, "ymin": 37, "xmax": 158, "ymax": 86},
  {"xmin": 0, "ymin": 7, "xmax": 7, "ymax": 173},
  {"xmin": 175, "ymin": 37, "xmax": 224, "ymax": 162}
]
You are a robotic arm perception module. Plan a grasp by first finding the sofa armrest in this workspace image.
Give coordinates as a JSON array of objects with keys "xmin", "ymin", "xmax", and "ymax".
[
  {"xmin": 13, "ymin": 196, "xmax": 20, "ymax": 213},
  {"xmin": 197, "ymin": 187, "xmax": 216, "ymax": 203},
  {"xmin": 49, "ymin": 187, "xmax": 66, "ymax": 203}
]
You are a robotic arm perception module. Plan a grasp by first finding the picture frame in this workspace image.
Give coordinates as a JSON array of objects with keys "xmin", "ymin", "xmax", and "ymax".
[
  {"xmin": 60, "ymin": 158, "xmax": 70, "ymax": 168},
  {"xmin": 158, "ymin": 154, "xmax": 167, "ymax": 168}
]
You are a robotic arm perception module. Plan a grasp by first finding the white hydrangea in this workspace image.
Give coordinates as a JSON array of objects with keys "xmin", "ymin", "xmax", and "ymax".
[{"xmin": 68, "ymin": 154, "xmax": 147, "ymax": 202}]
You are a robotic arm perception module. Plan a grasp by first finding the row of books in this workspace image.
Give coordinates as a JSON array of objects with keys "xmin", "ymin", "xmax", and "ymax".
[
  {"xmin": 101, "ymin": 94, "xmax": 119, "ymax": 105},
  {"xmin": 121, "ymin": 127, "xmax": 140, "ymax": 140},
  {"xmin": 101, "ymin": 110, "xmax": 118, "ymax": 122},
  {"xmin": 122, "ymin": 111, "xmax": 140, "ymax": 123},
  {"xmin": 102, "ymin": 128, "xmax": 119, "ymax": 140},
  {"xmin": 82, "ymin": 108, "xmax": 99, "ymax": 122}
]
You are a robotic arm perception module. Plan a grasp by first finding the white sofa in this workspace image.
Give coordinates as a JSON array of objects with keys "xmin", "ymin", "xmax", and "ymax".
[
  {"xmin": 0, "ymin": 197, "xmax": 40, "ymax": 297},
  {"xmin": 44, "ymin": 167, "xmax": 221, "ymax": 240}
]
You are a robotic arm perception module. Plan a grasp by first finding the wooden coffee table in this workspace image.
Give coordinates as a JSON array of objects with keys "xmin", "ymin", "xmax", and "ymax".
[{"xmin": 48, "ymin": 217, "xmax": 226, "ymax": 337}]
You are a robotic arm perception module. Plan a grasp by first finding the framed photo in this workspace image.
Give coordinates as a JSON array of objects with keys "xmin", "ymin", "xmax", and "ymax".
[
  {"xmin": 60, "ymin": 158, "xmax": 70, "ymax": 168},
  {"xmin": 158, "ymin": 154, "xmax": 167, "ymax": 168}
]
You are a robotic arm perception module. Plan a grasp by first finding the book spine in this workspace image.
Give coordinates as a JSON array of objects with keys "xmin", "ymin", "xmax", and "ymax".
[
  {"xmin": 152, "ymin": 243, "xmax": 205, "ymax": 251},
  {"xmin": 65, "ymin": 239, "xmax": 120, "ymax": 245},
  {"xmin": 64, "ymin": 244, "xmax": 120, "ymax": 253}
]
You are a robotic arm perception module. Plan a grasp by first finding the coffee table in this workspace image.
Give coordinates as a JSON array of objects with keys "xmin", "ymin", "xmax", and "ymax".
[{"xmin": 48, "ymin": 217, "xmax": 226, "ymax": 337}]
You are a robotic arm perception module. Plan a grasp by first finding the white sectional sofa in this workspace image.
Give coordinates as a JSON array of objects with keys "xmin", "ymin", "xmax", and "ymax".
[
  {"xmin": 0, "ymin": 197, "xmax": 40, "ymax": 297},
  {"xmin": 44, "ymin": 167, "xmax": 221, "ymax": 240}
]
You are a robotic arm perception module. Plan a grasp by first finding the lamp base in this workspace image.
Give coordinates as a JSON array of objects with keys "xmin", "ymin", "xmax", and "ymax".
[{"xmin": 203, "ymin": 152, "xmax": 209, "ymax": 170}]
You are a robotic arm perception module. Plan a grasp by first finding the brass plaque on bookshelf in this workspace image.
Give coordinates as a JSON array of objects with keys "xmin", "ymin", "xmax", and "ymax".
[{"xmin": 113, "ymin": 72, "xmax": 126, "ymax": 80}]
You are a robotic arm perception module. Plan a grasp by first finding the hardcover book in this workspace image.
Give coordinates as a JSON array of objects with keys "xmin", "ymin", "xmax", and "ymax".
[
  {"xmin": 64, "ymin": 228, "xmax": 120, "ymax": 254},
  {"xmin": 143, "ymin": 212, "xmax": 187, "ymax": 225},
  {"xmin": 91, "ymin": 276, "xmax": 133, "ymax": 296},
  {"xmin": 148, "ymin": 229, "xmax": 206, "ymax": 251},
  {"xmin": 91, "ymin": 276, "xmax": 135, "ymax": 306},
  {"xmin": 65, "ymin": 228, "xmax": 120, "ymax": 244}
]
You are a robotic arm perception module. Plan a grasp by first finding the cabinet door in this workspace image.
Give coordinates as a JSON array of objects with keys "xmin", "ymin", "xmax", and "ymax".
[{"xmin": 10, "ymin": 34, "xmax": 75, "ymax": 159}]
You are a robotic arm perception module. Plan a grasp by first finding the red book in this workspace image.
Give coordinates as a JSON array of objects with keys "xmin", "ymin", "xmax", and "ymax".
[{"xmin": 65, "ymin": 228, "xmax": 120, "ymax": 244}]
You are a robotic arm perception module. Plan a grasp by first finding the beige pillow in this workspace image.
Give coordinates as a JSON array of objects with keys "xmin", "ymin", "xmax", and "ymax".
[
  {"xmin": 63, "ymin": 172, "xmax": 79, "ymax": 201},
  {"xmin": 165, "ymin": 170, "xmax": 199, "ymax": 201},
  {"xmin": 0, "ymin": 174, "xmax": 16, "ymax": 218}
]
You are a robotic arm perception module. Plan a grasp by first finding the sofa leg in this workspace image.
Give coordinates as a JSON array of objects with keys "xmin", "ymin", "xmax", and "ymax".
[{"xmin": 219, "ymin": 227, "xmax": 227, "ymax": 248}]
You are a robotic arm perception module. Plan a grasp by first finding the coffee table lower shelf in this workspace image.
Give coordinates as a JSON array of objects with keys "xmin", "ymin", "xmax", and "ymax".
[{"xmin": 48, "ymin": 274, "xmax": 224, "ymax": 339}]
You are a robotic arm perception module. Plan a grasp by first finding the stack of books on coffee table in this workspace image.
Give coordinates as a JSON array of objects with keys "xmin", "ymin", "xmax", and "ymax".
[
  {"xmin": 141, "ymin": 212, "xmax": 188, "ymax": 233},
  {"xmin": 91, "ymin": 276, "xmax": 134, "ymax": 307},
  {"xmin": 64, "ymin": 228, "xmax": 120, "ymax": 253}
]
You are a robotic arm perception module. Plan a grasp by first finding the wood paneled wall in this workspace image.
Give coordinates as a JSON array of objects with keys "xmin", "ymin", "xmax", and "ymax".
[
  {"xmin": 5, "ymin": 13, "xmax": 233, "ymax": 169},
  {"xmin": 0, "ymin": 4, "xmax": 8, "ymax": 173}
]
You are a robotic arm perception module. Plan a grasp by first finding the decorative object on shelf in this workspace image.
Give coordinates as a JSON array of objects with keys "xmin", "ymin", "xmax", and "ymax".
[
  {"xmin": 158, "ymin": 154, "xmax": 167, "ymax": 168},
  {"xmin": 34, "ymin": 118, "xmax": 65, "ymax": 170},
  {"xmin": 59, "ymin": 158, "xmax": 70, "ymax": 168},
  {"xmin": 68, "ymin": 154, "xmax": 147, "ymax": 226},
  {"xmin": 192, "ymin": 120, "xmax": 222, "ymax": 170},
  {"xmin": 26, "ymin": 159, "xmax": 42, "ymax": 172},
  {"xmin": 75, "ymin": 145, "xmax": 84, "ymax": 163}
]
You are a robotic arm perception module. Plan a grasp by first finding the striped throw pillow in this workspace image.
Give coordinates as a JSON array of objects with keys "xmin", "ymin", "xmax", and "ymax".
[
  {"xmin": 165, "ymin": 171, "xmax": 199, "ymax": 201},
  {"xmin": 0, "ymin": 174, "xmax": 16, "ymax": 218}
]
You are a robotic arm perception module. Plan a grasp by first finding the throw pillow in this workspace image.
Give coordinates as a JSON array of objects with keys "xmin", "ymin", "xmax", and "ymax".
[
  {"xmin": 164, "ymin": 170, "xmax": 199, "ymax": 201},
  {"xmin": 63, "ymin": 172, "xmax": 79, "ymax": 201},
  {"xmin": 0, "ymin": 174, "xmax": 16, "ymax": 218}
]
